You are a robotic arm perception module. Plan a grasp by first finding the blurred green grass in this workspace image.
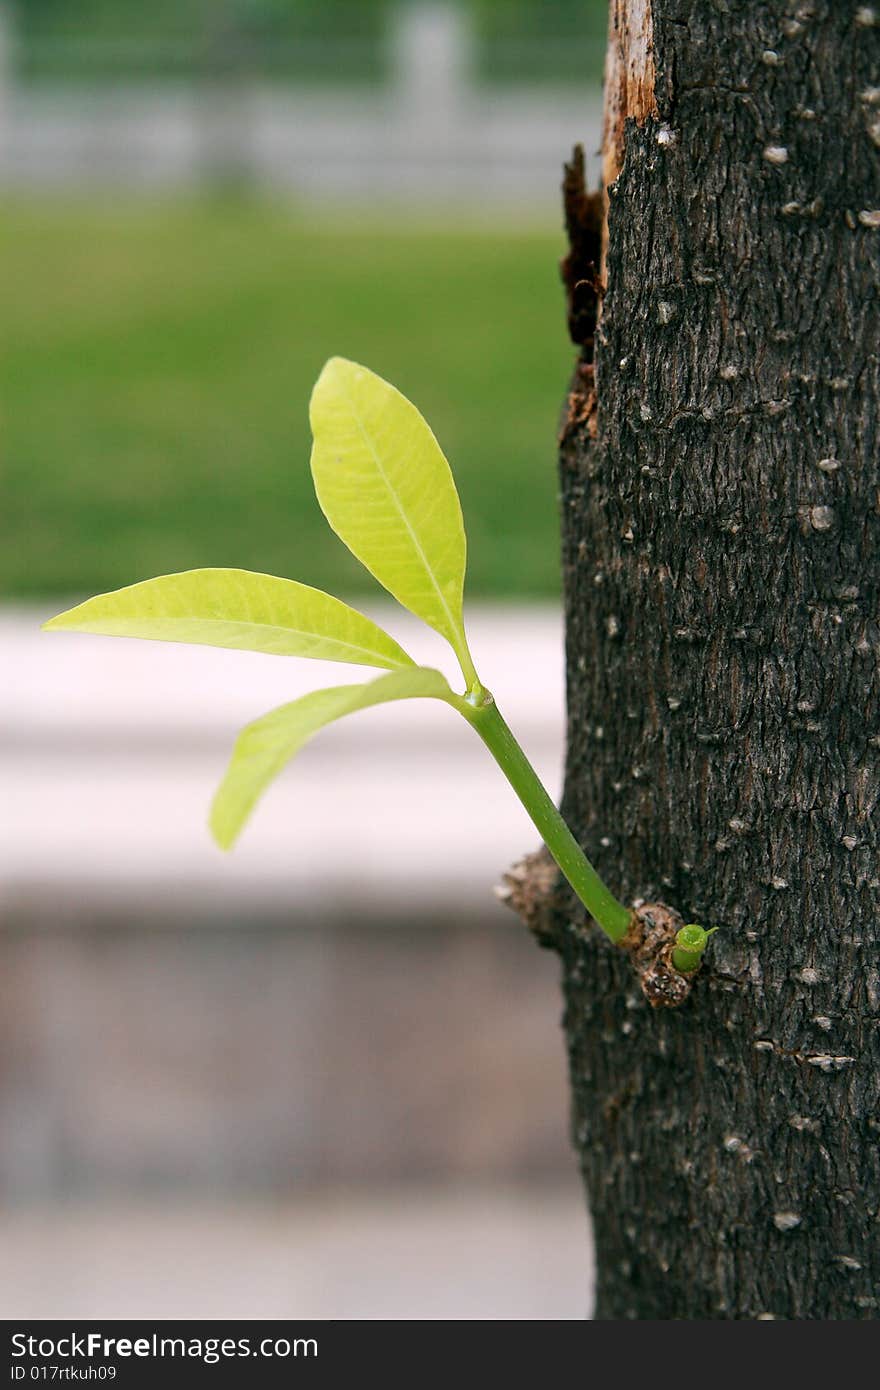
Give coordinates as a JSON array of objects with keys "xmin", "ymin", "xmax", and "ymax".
[{"xmin": 1, "ymin": 197, "xmax": 571, "ymax": 600}]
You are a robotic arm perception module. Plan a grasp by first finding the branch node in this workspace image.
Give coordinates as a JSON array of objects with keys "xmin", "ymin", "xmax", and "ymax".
[{"xmin": 622, "ymin": 901, "xmax": 696, "ymax": 1008}]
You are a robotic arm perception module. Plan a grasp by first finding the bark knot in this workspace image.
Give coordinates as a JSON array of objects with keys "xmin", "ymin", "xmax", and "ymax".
[{"xmin": 621, "ymin": 901, "xmax": 695, "ymax": 1008}]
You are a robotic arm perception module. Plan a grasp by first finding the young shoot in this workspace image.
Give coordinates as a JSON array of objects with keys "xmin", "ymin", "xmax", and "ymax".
[{"xmin": 44, "ymin": 357, "xmax": 714, "ymax": 975}]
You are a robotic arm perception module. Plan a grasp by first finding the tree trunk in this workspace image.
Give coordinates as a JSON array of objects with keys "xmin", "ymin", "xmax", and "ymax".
[{"xmin": 554, "ymin": 2, "xmax": 879, "ymax": 1318}]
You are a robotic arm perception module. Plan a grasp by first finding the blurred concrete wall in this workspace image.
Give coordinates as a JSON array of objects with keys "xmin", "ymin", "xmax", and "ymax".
[{"xmin": 0, "ymin": 916, "xmax": 571, "ymax": 1199}]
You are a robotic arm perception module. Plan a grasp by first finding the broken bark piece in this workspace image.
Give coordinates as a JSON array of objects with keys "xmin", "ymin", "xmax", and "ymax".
[
  {"xmin": 495, "ymin": 846, "xmax": 564, "ymax": 948},
  {"xmin": 558, "ymin": 358, "xmax": 598, "ymax": 446},
  {"xmin": 560, "ymin": 145, "xmax": 604, "ymax": 356}
]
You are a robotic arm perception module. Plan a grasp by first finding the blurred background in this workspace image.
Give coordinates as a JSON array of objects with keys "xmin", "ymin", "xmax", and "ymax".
[{"xmin": 1, "ymin": 0, "xmax": 606, "ymax": 1318}]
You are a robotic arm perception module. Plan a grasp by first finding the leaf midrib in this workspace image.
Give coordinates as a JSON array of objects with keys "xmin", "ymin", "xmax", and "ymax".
[
  {"xmin": 66, "ymin": 614, "xmax": 409, "ymax": 667},
  {"xmin": 338, "ymin": 375, "xmax": 462, "ymax": 647}
]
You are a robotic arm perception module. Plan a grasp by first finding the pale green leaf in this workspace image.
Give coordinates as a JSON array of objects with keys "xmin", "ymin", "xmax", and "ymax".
[
  {"xmin": 210, "ymin": 666, "xmax": 456, "ymax": 849},
  {"xmin": 309, "ymin": 357, "xmax": 478, "ymax": 685},
  {"xmin": 43, "ymin": 568, "xmax": 414, "ymax": 670}
]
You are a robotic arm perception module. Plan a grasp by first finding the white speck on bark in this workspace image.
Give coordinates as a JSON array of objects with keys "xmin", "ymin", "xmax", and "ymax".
[
  {"xmin": 813, "ymin": 1015, "xmax": 833, "ymax": 1030},
  {"xmin": 858, "ymin": 209, "xmax": 880, "ymax": 227},
  {"xmin": 807, "ymin": 1055, "xmax": 856, "ymax": 1071},
  {"xmin": 723, "ymin": 1135, "xmax": 754, "ymax": 1161},
  {"xmin": 773, "ymin": 1211, "xmax": 802, "ymax": 1232},
  {"xmin": 855, "ymin": 7, "xmax": 877, "ymax": 27},
  {"xmin": 790, "ymin": 1115, "xmax": 821, "ymax": 1133},
  {"xmin": 764, "ymin": 145, "xmax": 789, "ymax": 164},
  {"xmin": 798, "ymin": 967, "xmax": 821, "ymax": 984},
  {"xmin": 809, "ymin": 505, "xmax": 835, "ymax": 530},
  {"xmin": 818, "ymin": 456, "xmax": 841, "ymax": 471}
]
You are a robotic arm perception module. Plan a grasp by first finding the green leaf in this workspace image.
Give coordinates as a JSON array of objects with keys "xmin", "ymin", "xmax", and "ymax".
[
  {"xmin": 43, "ymin": 568, "xmax": 415, "ymax": 671},
  {"xmin": 210, "ymin": 666, "xmax": 456, "ymax": 849},
  {"xmin": 309, "ymin": 357, "xmax": 478, "ymax": 686}
]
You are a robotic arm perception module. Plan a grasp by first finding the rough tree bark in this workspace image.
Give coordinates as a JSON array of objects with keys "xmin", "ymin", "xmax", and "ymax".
[{"xmin": 549, "ymin": 1, "xmax": 878, "ymax": 1318}]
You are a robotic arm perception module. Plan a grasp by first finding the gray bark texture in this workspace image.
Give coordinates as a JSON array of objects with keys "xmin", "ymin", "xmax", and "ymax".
[{"xmin": 553, "ymin": 1, "xmax": 880, "ymax": 1318}]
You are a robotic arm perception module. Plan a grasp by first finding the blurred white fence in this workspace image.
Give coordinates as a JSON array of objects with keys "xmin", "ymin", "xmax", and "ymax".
[
  {"xmin": 0, "ymin": 4, "xmax": 603, "ymax": 202},
  {"xmin": 2, "ymin": 604, "xmax": 565, "ymax": 920}
]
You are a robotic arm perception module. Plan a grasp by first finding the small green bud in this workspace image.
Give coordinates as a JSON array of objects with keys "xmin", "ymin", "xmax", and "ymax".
[{"xmin": 672, "ymin": 923, "xmax": 718, "ymax": 974}]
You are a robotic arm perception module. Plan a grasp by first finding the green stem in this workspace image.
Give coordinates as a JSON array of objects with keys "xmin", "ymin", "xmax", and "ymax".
[{"xmin": 461, "ymin": 693, "xmax": 631, "ymax": 943}]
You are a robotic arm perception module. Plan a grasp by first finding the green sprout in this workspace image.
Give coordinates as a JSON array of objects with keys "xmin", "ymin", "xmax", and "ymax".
[
  {"xmin": 672, "ymin": 925, "xmax": 718, "ymax": 973},
  {"xmin": 44, "ymin": 357, "xmax": 712, "ymax": 971}
]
